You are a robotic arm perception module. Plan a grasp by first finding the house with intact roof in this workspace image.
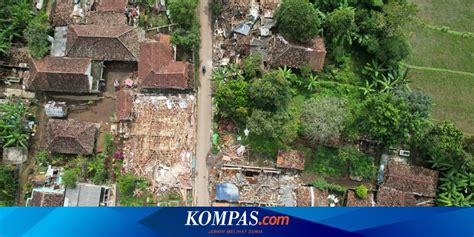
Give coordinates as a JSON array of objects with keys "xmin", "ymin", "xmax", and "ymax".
[
  {"xmin": 138, "ymin": 34, "xmax": 194, "ymax": 91},
  {"xmin": 66, "ymin": 25, "xmax": 143, "ymax": 61},
  {"xmin": 27, "ymin": 57, "xmax": 103, "ymax": 94},
  {"xmin": 46, "ymin": 119, "xmax": 98, "ymax": 155}
]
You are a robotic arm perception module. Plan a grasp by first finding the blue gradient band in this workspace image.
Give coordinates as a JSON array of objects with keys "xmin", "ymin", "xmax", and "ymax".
[{"xmin": 0, "ymin": 207, "xmax": 472, "ymax": 237}]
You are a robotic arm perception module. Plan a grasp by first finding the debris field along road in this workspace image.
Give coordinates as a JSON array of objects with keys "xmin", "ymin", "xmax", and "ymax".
[{"xmin": 194, "ymin": 0, "xmax": 212, "ymax": 206}]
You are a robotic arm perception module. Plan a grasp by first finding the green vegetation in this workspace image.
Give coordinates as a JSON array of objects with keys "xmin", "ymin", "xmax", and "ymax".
[
  {"xmin": 355, "ymin": 185, "xmax": 369, "ymax": 199},
  {"xmin": 275, "ymin": 0, "xmax": 323, "ymax": 43},
  {"xmin": 0, "ymin": 0, "xmax": 50, "ymax": 58},
  {"xmin": 118, "ymin": 174, "xmax": 149, "ymax": 206},
  {"xmin": 0, "ymin": 164, "xmax": 17, "ymax": 206},
  {"xmin": 168, "ymin": 0, "xmax": 200, "ymax": 52},
  {"xmin": 301, "ymin": 97, "xmax": 349, "ymax": 147},
  {"xmin": 25, "ymin": 9, "xmax": 50, "ymax": 58},
  {"xmin": 405, "ymin": 0, "xmax": 474, "ymax": 135},
  {"xmin": 62, "ymin": 168, "xmax": 79, "ymax": 188},
  {"xmin": 0, "ymin": 98, "xmax": 33, "ymax": 148},
  {"xmin": 312, "ymin": 178, "xmax": 347, "ymax": 195}
]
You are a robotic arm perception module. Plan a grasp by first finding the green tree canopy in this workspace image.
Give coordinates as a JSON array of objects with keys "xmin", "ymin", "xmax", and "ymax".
[
  {"xmin": 248, "ymin": 71, "xmax": 291, "ymax": 111},
  {"xmin": 326, "ymin": 4, "xmax": 357, "ymax": 46},
  {"xmin": 168, "ymin": 0, "xmax": 198, "ymax": 29},
  {"xmin": 247, "ymin": 109, "xmax": 298, "ymax": 142},
  {"xmin": 420, "ymin": 121, "xmax": 465, "ymax": 171},
  {"xmin": 25, "ymin": 12, "xmax": 50, "ymax": 59},
  {"xmin": 62, "ymin": 169, "xmax": 78, "ymax": 188},
  {"xmin": 301, "ymin": 97, "xmax": 349, "ymax": 147},
  {"xmin": 214, "ymin": 77, "xmax": 249, "ymax": 124},
  {"xmin": 275, "ymin": 0, "xmax": 323, "ymax": 43},
  {"xmin": 359, "ymin": 93, "xmax": 421, "ymax": 146}
]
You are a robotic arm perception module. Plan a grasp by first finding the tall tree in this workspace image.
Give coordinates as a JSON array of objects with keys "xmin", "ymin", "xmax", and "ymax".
[
  {"xmin": 214, "ymin": 77, "xmax": 249, "ymax": 124},
  {"xmin": 25, "ymin": 12, "xmax": 50, "ymax": 59},
  {"xmin": 275, "ymin": 0, "xmax": 323, "ymax": 43},
  {"xmin": 326, "ymin": 3, "xmax": 357, "ymax": 46},
  {"xmin": 420, "ymin": 121, "xmax": 465, "ymax": 171},
  {"xmin": 248, "ymin": 71, "xmax": 291, "ymax": 111},
  {"xmin": 301, "ymin": 97, "xmax": 349, "ymax": 147}
]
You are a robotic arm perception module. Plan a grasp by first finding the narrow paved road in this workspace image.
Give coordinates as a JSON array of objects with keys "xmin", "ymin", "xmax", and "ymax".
[{"xmin": 194, "ymin": 0, "xmax": 212, "ymax": 206}]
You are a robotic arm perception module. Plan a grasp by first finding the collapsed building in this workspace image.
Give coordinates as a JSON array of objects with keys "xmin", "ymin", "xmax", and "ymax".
[
  {"xmin": 122, "ymin": 94, "xmax": 196, "ymax": 200},
  {"xmin": 213, "ymin": 0, "xmax": 326, "ymax": 71}
]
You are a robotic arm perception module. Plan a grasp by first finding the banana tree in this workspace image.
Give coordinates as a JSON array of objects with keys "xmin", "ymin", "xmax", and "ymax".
[{"xmin": 305, "ymin": 74, "xmax": 319, "ymax": 92}]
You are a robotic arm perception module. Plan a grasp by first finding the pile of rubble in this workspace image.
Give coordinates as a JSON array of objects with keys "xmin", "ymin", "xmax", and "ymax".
[
  {"xmin": 123, "ymin": 94, "xmax": 196, "ymax": 198},
  {"xmin": 214, "ymin": 164, "xmax": 300, "ymax": 206},
  {"xmin": 213, "ymin": 0, "xmax": 279, "ymax": 66}
]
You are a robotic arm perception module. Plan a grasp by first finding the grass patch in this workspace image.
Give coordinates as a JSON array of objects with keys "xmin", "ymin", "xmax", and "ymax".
[
  {"xmin": 304, "ymin": 145, "xmax": 347, "ymax": 177},
  {"xmin": 407, "ymin": 26, "xmax": 474, "ymax": 73},
  {"xmin": 410, "ymin": 70, "xmax": 474, "ymax": 135},
  {"xmin": 405, "ymin": 0, "xmax": 474, "ymax": 135},
  {"xmin": 410, "ymin": 0, "xmax": 474, "ymax": 32}
]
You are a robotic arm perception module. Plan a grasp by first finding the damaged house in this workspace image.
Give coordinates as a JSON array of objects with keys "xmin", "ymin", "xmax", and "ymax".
[
  {"xmin": 65, "ymin": 25, "xmax": 142, "ymax": 61},
  {"xmin": 27, "ymin": 189, "xmax": 65, "ymax": 207},
  {"xmin": 295, "ymin": 186, "xmax": 328, "ymax": 207},
  {"xmin": 46, "ymin": 119, "xmax": 98, "ymax": 155},
  {"xmin": 138, "ymin": 34, "xmax": 194, "ymax": 91},
  {"xmin": 270, "ymin": 35, "xmax": 326, "ymax": 72},
  {"xmin": 116, "ymin": 90, "xmax": 133, "ymax": 122},
  {"xmin": 27, "ymin": 57, "xmax": 103, "ymax": 94},
  {"xmin": 377, "ymin": 160, "xmax": 439, "ymax": 206},
  {"xmin": 276, "ymin": 150, "xmax": 305, "ymax": 171}
]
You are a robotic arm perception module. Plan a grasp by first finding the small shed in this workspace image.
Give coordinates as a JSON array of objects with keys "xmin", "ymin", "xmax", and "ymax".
[
  {"xmin": 215, "ymin": 182, "xmax": 239, "ymax": 202},
  {"xmin": 276, "ymin": 150, "xmax": 305, "ymax": 171},
  {"xmin": 2, "ymin": 147, "xmax": 27, "ymax": 164},
  {"xmin": 45, "ymin": 101, "xmax": 68, "ymax": 118}
]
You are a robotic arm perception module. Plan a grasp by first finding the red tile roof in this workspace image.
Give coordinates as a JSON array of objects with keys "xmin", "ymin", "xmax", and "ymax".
[
  {"xmin": 28, "ymin": 57, "xmax": 92, "ymax": 93},
  {"xmin": 271, "ymin": 35, "xmax": 326, "ymax": 72},
  {"xmin": 66, "ymin": 25, "xmax": 140, "ymax": 61},
  {"xmin": 47, "ymin": 119, "xmax": 98, "ymax": 155},
  {"xmin": 138, "ymin": 35, "xmax": 193, "ymax": 90},
  {"xmin": 116, "ymin": 90, "xmax": 133, "ymax": 121},
  {"xmin": 96, "ymin": 0, "xmax": 128, "ymax": 12},
  {"xmin": 50, "ymin": 0, "xmax": 75, "ymax": 27},
  {"xmin": 29, "ymin": 190, "xmax": 65, "ymax": 207},
  {"xmin": 383, "ymin": 160, "xmax": 439, "ymax": 197},
  {"xmin": 295, "ymin": 186, "xmax": 328, "ymax": 206},
  {"xmin": 346, "ymin": 190, "xmax": 375, "ymax": 207},
  {"xmin": 276, "ymin": 150, "xmax": 305, "ymax": 171}
]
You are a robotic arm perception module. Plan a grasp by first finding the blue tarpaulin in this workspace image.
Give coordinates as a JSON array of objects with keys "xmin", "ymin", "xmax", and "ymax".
[{"xmin": 215, "ymin": 182, "xmax": 239, "ymax": 201}]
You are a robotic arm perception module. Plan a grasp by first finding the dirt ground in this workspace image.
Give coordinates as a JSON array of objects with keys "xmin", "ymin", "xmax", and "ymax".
[{"xmin": 69, "ymin": 62, "xmax": 136, "ymax": 152}]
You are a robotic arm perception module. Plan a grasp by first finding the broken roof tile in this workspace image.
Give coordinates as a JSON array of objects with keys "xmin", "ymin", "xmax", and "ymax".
[{"xmin": 277, "ymin": 150, "xmax": 305, "ymax": 171}]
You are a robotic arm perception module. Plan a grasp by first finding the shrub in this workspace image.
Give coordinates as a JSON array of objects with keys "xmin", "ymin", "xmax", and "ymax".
[
  {"xmin": 355, "ymin": 185, "xmax": 368, "ymax": 199},
  {"xmin": 312, "ymin": 178, "xmax": 347, "ymax": 194},
  {"xmin": 62, "ymin": 169, "xmax": 78, "ymax": 188}
]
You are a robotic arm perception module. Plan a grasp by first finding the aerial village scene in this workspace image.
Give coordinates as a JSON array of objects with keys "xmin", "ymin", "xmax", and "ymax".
[{"xmin": 0, "ymin": 0, "xmax": 472, "ymax": 207}]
